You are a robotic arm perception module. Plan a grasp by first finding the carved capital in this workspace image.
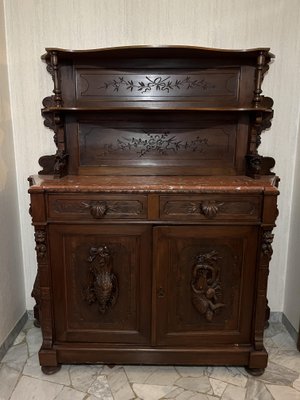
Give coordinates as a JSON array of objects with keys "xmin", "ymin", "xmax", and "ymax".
[
  {"xmin": 34, "ymin": 230, "xmax": 47, "ymax": 261},
  {"xmin": 262, "ymin": 230, "xmax": 274, "ymax": 258},
  {"xmin": 83, "ymin": 245, "xmax": 118, "ymax": 314},
  {"xmin": 191, "ymin": 250, "xmax": 225, "ymax": 322}
]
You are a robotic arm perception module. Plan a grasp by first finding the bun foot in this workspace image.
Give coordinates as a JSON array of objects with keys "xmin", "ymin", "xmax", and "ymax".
[
  {"xmin": 245, "ymin": 367, "xmax": 265, "ymax": 376},
  {"xmin": 41, "ymin": 365, "xmax": 61, "ymax": 375}
]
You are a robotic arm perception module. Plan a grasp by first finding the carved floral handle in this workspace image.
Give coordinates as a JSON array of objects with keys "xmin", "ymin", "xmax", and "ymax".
[
  {"xmin": 199, "ymin": 201, "xmax": 223, "ymax": 219},
  {"xmin": 82, "ymin": 201, "xmax": 108, "ymax": 219}
]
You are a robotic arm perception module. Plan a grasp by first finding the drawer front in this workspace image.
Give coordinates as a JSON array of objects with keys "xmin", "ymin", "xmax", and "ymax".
[
  {"xmin": 160, "ymin": 195, "xmax": 261, "ymax": 222},
  {"xmin": 48, "ymin": 194, "xmax": 148, "ymax": 220}
]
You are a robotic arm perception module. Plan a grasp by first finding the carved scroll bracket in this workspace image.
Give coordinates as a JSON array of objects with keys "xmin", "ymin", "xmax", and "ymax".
[
  {"xmin": 249, "ymin": 112, "xmax": 273, "ymax": 154},
  {"xmin": 39, "ymin": 112, "xmax": 68, "ymax": 177},
  {"xmin": 191, "ymin": 250, "xmax": 225, "ymax": 322},
  {"xmin": 83, "ymin": 245, "xmax": 118, "ymax": 314}
]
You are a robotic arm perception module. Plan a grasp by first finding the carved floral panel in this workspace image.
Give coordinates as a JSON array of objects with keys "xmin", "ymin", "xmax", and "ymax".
[{"xmin": 76, "ymin": 69, "xmax": 239, "ymax": 101}]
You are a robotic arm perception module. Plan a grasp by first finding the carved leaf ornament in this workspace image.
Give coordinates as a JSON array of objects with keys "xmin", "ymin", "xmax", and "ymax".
[{"xmin": 99, "ymin": 76, "xmax": 215, "ymax": 94}]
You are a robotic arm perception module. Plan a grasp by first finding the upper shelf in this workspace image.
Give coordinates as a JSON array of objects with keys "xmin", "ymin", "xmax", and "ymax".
[
  {"xmin": 41, "ymin": 45, "xmax": 275, "ymax": 62},
  {"xmin": 41, "ymin": 105, "xmax": 274, "ymax": 113},
  {"xmin": 42, "ymin": 44, "xmax": 274, "ymax": 112}
]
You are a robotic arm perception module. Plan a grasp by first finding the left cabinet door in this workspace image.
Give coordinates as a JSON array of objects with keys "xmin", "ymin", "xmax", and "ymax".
[{"xmin": 49, "ymin": 224, "xmax": 152, "ymax": 344}]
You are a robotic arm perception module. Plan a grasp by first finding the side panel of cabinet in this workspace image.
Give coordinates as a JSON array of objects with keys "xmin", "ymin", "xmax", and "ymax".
[
  {"xmin": 49, "ymin": 224, "xmax": 151, "ymax": 344},
  {"xmin": 153, "ymin": 225, "xmax": 258, "ymax": 346}
]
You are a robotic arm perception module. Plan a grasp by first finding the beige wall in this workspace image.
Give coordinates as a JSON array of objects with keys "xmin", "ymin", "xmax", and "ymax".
[
  {"xmin": 0, "ymin": 0, "xmax": 25, "ymax": 345},
  {"xmin": 2, "ymin": 0, "xmax": 300, "ymax": 321}
]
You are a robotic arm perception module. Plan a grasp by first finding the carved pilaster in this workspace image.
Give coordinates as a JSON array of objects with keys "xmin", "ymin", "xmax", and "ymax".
[
  {"xmin": 34, "ymin": 230, "xmax": 47, "ymax": 261},
  {"xmin": 253, "ymin": 228, "xmax": 275, "ymax": 351}
]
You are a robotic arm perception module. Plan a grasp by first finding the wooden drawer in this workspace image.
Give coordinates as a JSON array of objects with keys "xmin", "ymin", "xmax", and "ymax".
[
  {"xmin": 160, "ymin": 194, "xmax": 261, "ymax": 222},
  {"xmin": 47, "ymin": 194, "xmax": 148, "ymax": 220}
]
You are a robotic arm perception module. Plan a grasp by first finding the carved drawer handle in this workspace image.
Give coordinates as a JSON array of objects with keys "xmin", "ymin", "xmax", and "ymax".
[
  {"xmin": 199, "ymin": 201, "xmax": 223, "ymax": 219},
  {"xmin": 82, "ymin": 201, "xmax": 108, "ymax": 218}
]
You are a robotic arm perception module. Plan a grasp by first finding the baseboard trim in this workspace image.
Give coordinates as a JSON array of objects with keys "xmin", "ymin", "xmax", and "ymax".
[
  {"xmin": 0, "ymin": 311, "xmax": 28, "ymax": 361},
  {"xmin": 282, "ymin": 313, "xmax": 298, "ymax": 343}
]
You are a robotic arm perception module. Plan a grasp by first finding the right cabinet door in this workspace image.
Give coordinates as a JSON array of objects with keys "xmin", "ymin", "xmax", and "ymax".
[{"xmin": 153, "ymin": 225, "xmax": 258, "ymax": 346}]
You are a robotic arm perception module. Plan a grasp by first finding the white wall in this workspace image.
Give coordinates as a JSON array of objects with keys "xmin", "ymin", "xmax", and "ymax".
[
  {"xmin": 3, "ymin": 0, "xmax": 300, "ymax": 312},
  {"xmin": 284, "ymin": 117, "xmax": 300, "ymax": 330},
  {"xmin": 0, "ymin": 0, "xmax": 25, "ymax": 345}
]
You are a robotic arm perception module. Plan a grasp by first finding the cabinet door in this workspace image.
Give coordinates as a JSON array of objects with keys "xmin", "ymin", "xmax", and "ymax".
[
  {"xmin": 49, "ymin": 224, "xmax": 151, "ymax": 344},
  {"xmin": 153, "ymin": 226, "xmax": 258, "ymax": 346}
]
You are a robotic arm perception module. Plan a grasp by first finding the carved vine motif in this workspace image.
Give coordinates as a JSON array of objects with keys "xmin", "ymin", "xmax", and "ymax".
[
  {"xmin": 34, "ymin": 230, "xmax": 46, "ymax": 261},
  {"xmin": 83, "ymin": 245, "xmax": 118, "ymax": 314},
  {"xmin": 98, "ymin": 76, "xmax": 215, "ymax": 94},
  {"xmin": 102, "ymin": 131, "xmax": 209, "ymax": 157},
  {"xmin": 262, "ymin": 231, "xmax": 274, "ymax": 257},
  {"xmin": 191, "ymin": 250, "xmax": 225, "ymax": 322}
]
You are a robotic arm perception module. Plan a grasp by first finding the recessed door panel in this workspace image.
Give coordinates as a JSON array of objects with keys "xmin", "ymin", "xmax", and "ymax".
[
  {"xmin": 49, "ymin": 224, "xmax": 151, "ymax": 344},
  {"xmin": 153, "ymin": 226, "xmax": 258, "ymax": 346}
]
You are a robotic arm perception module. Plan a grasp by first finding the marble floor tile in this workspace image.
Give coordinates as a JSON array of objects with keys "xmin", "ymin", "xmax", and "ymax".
[
  {"xmin": 23, "ymin": 353, "xmax": 71, "ymax": 385},
  {"xmin": 207, "ymin": 367, "xmax": 248, "ymax": 388},
  {"xmin": 1, "ymin": 342, "xmax": 28, "ymax": 371},
  {"xmin": 69, "ymin": 364, "xmax": 102, "ymax": 392},
  {"xmin": 87, "ymin": 375, "xmax": 113, "ymax": 399},
  {"xmin": 175, "ymin": 376, "xmax": 211, "ymax": 393},
  {"xmin": 163, "ymin": 387, "xmax": 185, "ymax": 398},
  {"xmin": 132, "ymin": 383, "xmax": 174, "ymax": 400},
  {"xmin": 209, "ymin": 377, "xmax": 227, "ymax": 396},
  {"xmin": 266, "ymin": 384, "xmax": 300, "ymax": 400},
  {"xmin": 26, "ymin": 326, "xmax": 43, "ymax": 356},
  {"xmin": 10, "ymin": 375, "xmax": 63, "ymax": 400},
  {"xmin": 245, "ymin": 379, "xmax": 273, "ymax": 400},
  {"xmin": 53, "ymin": 386, "xmax": 86, "ymax": 400},
  {"xmin": 175, "ymin": 366, "xmax": 207, "ymax": 377},
  {"xmin": 268, "ymin": 349, "xmax": 300, "ymax": 373},
  {"xmin": 221, "ymin": 384, "xmax": 246, "ymax": 400},
  {"xmin": 107, "ymin": 367, "xmax": 135, "ymax": 400},
  {"xmin": 271, "ymin": 331, "xmax": 298, "ymax": 350},
  {"xmin": 12, "ymin": 331, "xmax": 26, "ymax": 346},
  {"xmin": 257, "ymin": 361, "xmax": 298, "ymax": 386},
  {"xmin": 144, "ymin": 366, "xmax": 180, "ymax": 386},
  {"xmin": 124, "ymin": 365, "xmax": 158, "ymax": 384},
  {"xmin": 264, "ymin": 322, "xmax": 287, "ymax": 338},
  {"xmin": 0, "ymin": 364, "xmax": 20, "ymax": 400}
]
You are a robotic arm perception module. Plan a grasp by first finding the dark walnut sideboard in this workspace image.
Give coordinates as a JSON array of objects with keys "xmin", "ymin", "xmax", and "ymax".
[{"xmin": 28, "ymin": 45, "xmax": 279, "ymax": 376}]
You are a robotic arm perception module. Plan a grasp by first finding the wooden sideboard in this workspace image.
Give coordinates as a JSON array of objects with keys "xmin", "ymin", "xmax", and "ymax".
[{"xmin": 28, "ymin": 45, "xmax": 279, "ymax": 376}]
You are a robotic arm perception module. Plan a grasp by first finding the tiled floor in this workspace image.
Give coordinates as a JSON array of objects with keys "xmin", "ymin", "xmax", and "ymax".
[{"xmin": 0, "ymin": 317, "xmax": 300, "ymax": 400}]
